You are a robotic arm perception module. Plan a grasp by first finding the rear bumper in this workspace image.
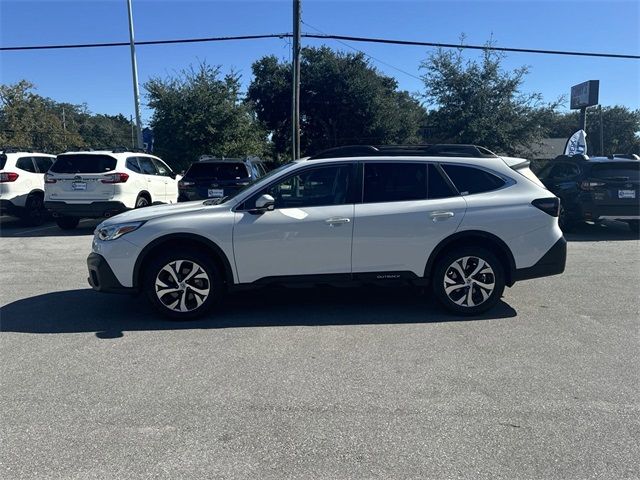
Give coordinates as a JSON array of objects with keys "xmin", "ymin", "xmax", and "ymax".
[
  {"xmin": 46, "ymin": 201, "xmax": 128, "ymax": 219},
  {"xmin": 87, "ymin": 253, "xmax": 136, "ymax": 294},
  {"xmin": 570, "ymin": 200, "xmax": 640, "ymax": 222},
  {"xmin": 513, "ymin": 237, "xmax": 567, "ymax": 282}
]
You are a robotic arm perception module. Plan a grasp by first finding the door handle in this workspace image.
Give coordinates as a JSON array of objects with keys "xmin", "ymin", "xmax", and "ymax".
[
  {"xmin": 325, "ymin": 217, "xmax": 351, "ymax": 226},
  {"xmin": 429, "ymin": 211, "xmax": 455, "ymax": 222}
]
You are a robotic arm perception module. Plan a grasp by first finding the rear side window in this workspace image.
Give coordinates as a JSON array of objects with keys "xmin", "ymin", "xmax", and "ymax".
[
  {"xmin": 51, "ymin": 154, "xmax": 117, "ymax": 173},
  {"xmin": 138, "ymin": 157, "xmax": 158, "ymax": 175},
  {"xmin": 16, "ymin": 157, "xmax": 36, "ymax": 173},
  {"xmin": 590, "ymin": 162, "xmax": 640, "ymax": 181},
  {"xmin": 441, "ymin": 164, "xmax": 505, "ymax": 195},
  {"xmin": 428, "ymin": 164, "xmax": 457, "ymax": 199},
  {"xmin": 363, "ymin": 163, "xmax": 427, "ymax": 203},
  {"xmin": 186, "ymin": 162, "xmax": 250, "ymax": 180},
  {"xmin": 548, "ymin": 162, "xmax": 580, "ymax": 180},
  {"xmin": 126, "ymin": 157, "xmax": 141, "ymax": 173},
  {"xmin": 34, "ymin": 157, "xmax": 54, "ymax": 173}
]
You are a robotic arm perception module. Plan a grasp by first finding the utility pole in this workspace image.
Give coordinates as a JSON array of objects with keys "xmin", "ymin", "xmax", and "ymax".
[
  {"xmin": 62, "ymin": 107, "xmax": 67, "ymax": 150},
  {"xmin": 291, "ymin": 0, "xmax": 301, "ymax": 160},
  {"xmin": 599, "ymin": 105, "xmax": 604, "ymax": 156},
  {"xmin": 126, "ymin": 0, "xmax": 144, "ymax": 149},
  {"xmin": 579, "ymin": 107, "xmax": 587, "ymax": 132},
  {"xmin": 130, "ymin": 115, "xmax": 135, "ymax": 149}
]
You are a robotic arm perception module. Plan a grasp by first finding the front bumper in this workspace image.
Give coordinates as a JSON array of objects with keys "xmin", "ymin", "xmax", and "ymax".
[
  {"xmin": 513, "ymin": 237, "xmax": 567, "ymax": 282},
  {"xmin": 87, "ymin": 253, "xmax": 136, "ymax": 294},
  {"xmin": 46, "ymin": 201, "xmax": 128, "ymax": 219}
]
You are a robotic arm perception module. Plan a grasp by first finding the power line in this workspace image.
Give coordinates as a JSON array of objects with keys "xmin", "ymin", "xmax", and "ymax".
[
  {"xmin": 302, "ymin": 21, "xmax": 423, "ymax": 81},
  {"xmin": 303, "ymin": 34, "xmax": 640, "ymax": 60},
  {"xmin": 1, "ymin": 32, "xmax": 638, "ymax": 60}
]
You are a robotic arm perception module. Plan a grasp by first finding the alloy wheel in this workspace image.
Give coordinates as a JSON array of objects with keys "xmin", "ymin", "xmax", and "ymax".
[
  {"xmin": 443, "ymin": 256, "xmax": 496, "ymax": 308},
  {"xmin": 154, "ymin": 260, "xmax": 211, "ymax": 312}
]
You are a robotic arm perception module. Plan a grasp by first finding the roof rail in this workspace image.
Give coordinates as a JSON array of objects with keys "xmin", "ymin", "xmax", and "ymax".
[{"xmin": 307, "ymin": 144, "xmax": 498, "ymax": 160}]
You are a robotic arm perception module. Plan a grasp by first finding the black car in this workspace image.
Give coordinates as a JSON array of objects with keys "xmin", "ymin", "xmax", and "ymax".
[
  {"xmin": 178, "ymin": 156, "xmax": 267, "ymax": 202},
  {"xmin": 537, "ymin": 154, "xmax": 640, "ymax": 232}
]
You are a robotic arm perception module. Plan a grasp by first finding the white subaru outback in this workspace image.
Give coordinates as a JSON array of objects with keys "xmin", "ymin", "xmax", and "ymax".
[
  {"xmin": 0, "ymin": 149, "xmax": 56, "ymax": 225},
  {"xmin": 45, "ymin": 149, "xmax": 179, "ymax": 230},
  {"xmin": 87, "ymin": 145, "xmax": 566, "ymax": 319}
]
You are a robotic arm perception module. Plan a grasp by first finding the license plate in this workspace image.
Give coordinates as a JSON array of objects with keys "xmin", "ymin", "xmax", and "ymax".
[
  {"xmin": 72, "ymin": 182, "xmax": 87, "ymax": 191},
  {"xmin": 618, "ymin": 189, "xmax": 636, "ymax": 199},
  {"xmin": 208, "ymin": 188, "xmax": 223, "ymax": 198}
]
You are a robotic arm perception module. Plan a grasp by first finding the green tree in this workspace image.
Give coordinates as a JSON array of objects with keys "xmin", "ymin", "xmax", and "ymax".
[
  {"xmin": 145, "ymin": 63, "xmax": 269, "ymax": 170},
  {"xmin": 420, "ymin": 46, "xmax": 560, "ymax": 155},
  {"xmin": 0, "ymin": 80, "xmax": 84, "ymax": 152},
  {"xmin": 248, "ymin": 47, "xmax": 425, "ymax": 159}
]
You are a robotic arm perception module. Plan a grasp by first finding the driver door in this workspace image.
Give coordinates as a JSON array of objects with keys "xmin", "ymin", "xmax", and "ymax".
[{"xmin": 233, "ymin": 163, "xmax": 355, "ymax": 283}]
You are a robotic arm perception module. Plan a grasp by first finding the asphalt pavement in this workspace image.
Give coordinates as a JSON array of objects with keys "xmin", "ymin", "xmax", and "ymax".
[{"xmin": 1, "ymin": 215, "xmax": 639, "ymax": 479}]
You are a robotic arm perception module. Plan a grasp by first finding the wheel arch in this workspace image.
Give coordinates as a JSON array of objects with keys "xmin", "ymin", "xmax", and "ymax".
[
  {"xmin": 137, "ymin": 190, "xmax": 152, "ymax": 202},
  {"xmin": 424, "ymin": 230, "xmax": 517, "ymax": 287},
  {"xmin": 133, "ymin": 233, "xmax": 235, "ymax": 289}
]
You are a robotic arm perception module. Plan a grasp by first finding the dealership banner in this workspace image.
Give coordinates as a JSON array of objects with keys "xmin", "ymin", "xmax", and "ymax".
[{"xmin": 564, "ymin": 130, "xmax": 587, "ymax": 156}]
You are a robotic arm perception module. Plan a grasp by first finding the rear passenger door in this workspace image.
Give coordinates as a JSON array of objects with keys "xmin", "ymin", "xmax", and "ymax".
[
  {"xmin": 137, "ymin": 156, "xmax": 165, "ymax": 203},
  {"xmin": 352, "ymin": 162, "xmax": 466, "ymax": 277}
]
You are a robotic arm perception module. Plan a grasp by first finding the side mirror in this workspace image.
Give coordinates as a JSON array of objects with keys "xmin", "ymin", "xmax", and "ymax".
[{"xmin": 250, "ymin": 194, "xmax": 275, "ymax": 214}]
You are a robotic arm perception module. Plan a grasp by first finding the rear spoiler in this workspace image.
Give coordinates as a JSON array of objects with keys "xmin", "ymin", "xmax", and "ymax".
[{"xmin": 500, "ymin": 156, "xmax": 530, "ymax": 170}]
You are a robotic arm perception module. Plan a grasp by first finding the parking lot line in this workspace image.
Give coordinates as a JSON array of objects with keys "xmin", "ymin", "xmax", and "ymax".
[{"xmin": 8, "ymin": 219, "xmax": 96, "ymax": 236}]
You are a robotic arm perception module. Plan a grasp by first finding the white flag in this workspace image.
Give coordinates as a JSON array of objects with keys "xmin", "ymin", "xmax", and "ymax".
[{"xmin": 564, "ymin": 130, "xmax": 588, "ymax": 156}]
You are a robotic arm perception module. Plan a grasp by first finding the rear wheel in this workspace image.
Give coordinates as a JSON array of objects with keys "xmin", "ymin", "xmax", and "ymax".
[
  {"xmin": 135, "ymin": 194, "xmax": 150, "ymax": 208},
  {"xmin": 627, "ymin": 220, "xmax": 640, "ymax": 234},
  {"xmin": 433, "ymin": 247, "xmax": 505, "ymax": 316},
  {"xmin": 56, "ymin": 216, "xmax": 79, "ymax": 230},
  {"xmin": 558, "ymin": 203, "xmax": 577, "ymax": 232},
  {"xmin": 21, "ymin": 194, "xmax": 46, "ymax": 226},
  {"xmin": 143, "ymin": 250, "xmax": 224, "ymax": 320}
]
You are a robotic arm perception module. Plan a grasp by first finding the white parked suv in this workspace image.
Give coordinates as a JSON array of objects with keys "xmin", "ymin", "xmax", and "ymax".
[
  {"xmin": 87, "ymin": 144, "xmax": 567, "ymax": 319},
  {"xmin": 45, "ymin": 149, "xmax": 179, "ymax": 229},
  {"xmin": 0, "ymin": 149, "xmax": 56, "ymax": 225}
]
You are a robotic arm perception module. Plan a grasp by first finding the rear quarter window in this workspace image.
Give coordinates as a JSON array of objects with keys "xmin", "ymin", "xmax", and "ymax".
[
  {"xmin": 16, "ymin": 157, "xmax": 36, "ymax": 173},
  {"xmin": 0, "ymin": 155, "xmax": 7, "ymax": 170},
  {"xmin": 441, "ymin": 164, "xmax": 506, "ymax": 195},
  {"xmin": 51, "ymin": 154, "xmax": 117, "ymax": 174}
]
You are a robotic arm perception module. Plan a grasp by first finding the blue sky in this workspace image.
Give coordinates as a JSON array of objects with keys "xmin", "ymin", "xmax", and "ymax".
[{"xmin": 1, "ymin": 0, "xmax": 639, "ymax": 125}]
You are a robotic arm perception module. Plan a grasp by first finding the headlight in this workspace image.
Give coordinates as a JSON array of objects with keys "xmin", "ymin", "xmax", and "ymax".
[{"xmin": 96, "ymin": 221, "xmax": 144, "ymax": 241}]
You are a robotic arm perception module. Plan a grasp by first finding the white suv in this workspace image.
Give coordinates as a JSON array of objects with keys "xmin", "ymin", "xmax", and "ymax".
[
  {"xmin": 0, "ymin": 149, "xmax": 56, "ymax": 225},
  {"xmin": 87, "ymin": 145, "xmax": 567, "ymax": 319},
  {"xmin": 45, "ymin": 150, "xmax": 179, "ymax": 229}
]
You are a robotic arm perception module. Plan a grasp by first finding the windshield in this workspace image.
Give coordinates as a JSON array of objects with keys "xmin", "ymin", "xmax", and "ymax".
[
  {"xmin": 51, "ymin": 154, "xmax": 117, "ymax": 174},
  {"xmin": 186, "ymin": 162, "xmax": 250, "ymax": 180},
  {"xmin": 204, "ymin": 162, "xmax": 296, "ymax": 205},
  {"xmin": 590, "ymin": 162, "xmax": 640, "ymax": 181}
]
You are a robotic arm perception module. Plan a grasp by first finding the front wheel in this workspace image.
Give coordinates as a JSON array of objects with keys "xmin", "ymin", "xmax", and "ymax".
[
  {"xmin": 143, "ymin": 251, "xmax": 224, "ymax": 320},
  {"xmin": 56, "ymin": 216, "xmax": 79, "ymax": 230},
  {"xmin": 433, "ymin": 247, "xmax": 505, "ymax": 316}
]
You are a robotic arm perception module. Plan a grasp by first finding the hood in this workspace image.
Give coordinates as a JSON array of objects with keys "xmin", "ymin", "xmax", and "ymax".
[{"xmin": 100, "ymin": 200, "xmax": 220, "ymax": 226}]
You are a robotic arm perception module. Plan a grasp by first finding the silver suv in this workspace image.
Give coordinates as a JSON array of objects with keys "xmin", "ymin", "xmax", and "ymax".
[{"xmin": 87, "ymin": 145, "xmax": 566, "ymax": 319}]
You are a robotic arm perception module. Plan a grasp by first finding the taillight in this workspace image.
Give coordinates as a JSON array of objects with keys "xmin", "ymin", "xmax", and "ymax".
[
  {"xmin": 579, "ymin": 180, "xmax": 605, "ymax": 191},
  {"xmin": 178, "ymin": 180, "xmax": 195, "ymax": 189},
  {"xmin": 532, "ymin": 197, "xmax": 560, "ymax": 217},
  {"xmin": 0, "ymin": 172, "xmax": 19, "ymax": 182},
  {"xmin": 101, "ymin": 172, "xmax": 129, "ymax": 184},
  {"xmin": 45, "ymin": 173, "xmax": 56, "ymax": 184}
]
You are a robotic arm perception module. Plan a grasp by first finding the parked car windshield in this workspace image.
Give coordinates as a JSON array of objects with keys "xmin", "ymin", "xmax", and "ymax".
[
  {"xmin": 187, "ymin": 162, "xmax": 250, "ymax": 180},
  {"xmin": 51, "ymin": 154, "xmax": 117, "ymax": 174},
  {"xmin": 590, "ymin": 162, "xmax": 640, "ymax": 181}
]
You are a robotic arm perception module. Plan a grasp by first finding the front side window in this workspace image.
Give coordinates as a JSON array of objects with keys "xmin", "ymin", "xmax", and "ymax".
[
  {"xmin": 363, "ymin": 162, "xmax": 427, "ymax": 203},
  {"xmin": 441, "ymin": 164, "xmax": 506, "ymax": 195},
  {"xmin": 16, "ymin": 157, "xmax": 36, "ymax": 173},
  {"xmin": 151, "ymin": 158, "xmax": 172, "ymax": 176},
  {"xmin": 256, "ymin": 164, "xmax": 351, "ymax": 209}
]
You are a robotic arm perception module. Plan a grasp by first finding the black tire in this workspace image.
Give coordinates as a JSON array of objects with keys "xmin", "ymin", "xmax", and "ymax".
[
  {"xmin": 21, "ymin": 194, "xmax": 46, "ymax": 226},
  {"xmin": 135, "ymin": 194, "xmax": 150, "ymax": 208},
  {"xmin": 55, "ymin": 216, "xmax": 80, "ymax": 230},
  {"xmin": 558, "ymin": 203, "xmax": 577, "ymax": 232},
  {"xmin": 143, "ymin": 250, "xmax": 224, "ymax": 320},
  {"xmin": 627, "ymin": 220, "xmax": 640, "ymax": 234},
  {"xmin": 432, "ymin": 246, "xmax": 505, "ymax": 316}
]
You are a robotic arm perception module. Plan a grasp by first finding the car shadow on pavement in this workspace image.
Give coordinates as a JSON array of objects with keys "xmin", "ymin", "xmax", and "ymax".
[
  {"xmin": 565, "ymin": 220, "xmax": 639, "ymax": 242},
  {"xmin": 0, "ymin": 217, "xmax": 99, "ymax": 238},
  {"xmin": 0, "ymin": 286, "xmax": 517, "ymax": 338}
]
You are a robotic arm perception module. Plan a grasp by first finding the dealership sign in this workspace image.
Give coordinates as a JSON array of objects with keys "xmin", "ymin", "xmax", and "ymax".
[{"xmin": 570, "ymin": 80, "xmax": 599, "ymax": 109}]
